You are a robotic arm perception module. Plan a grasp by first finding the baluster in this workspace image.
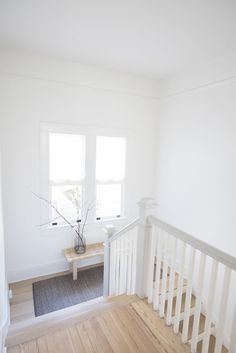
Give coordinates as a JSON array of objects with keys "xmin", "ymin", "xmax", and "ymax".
[
  {"xmin": 115, "ymin": 237, "xmax": 121, "ymax": 296},
  {"xmin": 229, "ymin": 298, "xmax": 236, "ymax": 353},
  {"xmin": 214, "ymin": 266, "xmax": 232, "ymax": 353},
  {"xmin": 119, "ymin": 236, "xmax": 125, "ymax": 294},
  {"xmin": 202, "ymin": 259, "xmax": 218, "ymax": 353},
  {"xmin": 160, "ymin": 232, "xmax": 170, "ymax": 317},
  {"xmin": 131, "ymin": 229, "xmax": 138, "ymax": 294},
  {"xmin": 123, "ymin": 234, "xmax": 128, "ymax": 294},
  {"xmin": 147, "ymin": 225, "xmax": 157, "ymax": 304},
  {"xmin": 109, "ymin": 240, "xmax": 114, "ymax": 295},
  {"xmin": 166, "ymin": 236, "xmax": 177, "ymax": 325},
  {"xmin": 153, "ymin": 228, "xmax": 163, "ymax": 310},
  {"xmin": 191, "ymin": 252, "xmax": 206, "ymax": 353},
  {"xmin": 127, "ymin": 231, "xmax": 132, "ymax": 295},
  {"xmin": 174, "ymin": 241, "xmax": 187, "ymax": 333},
  {"xmin": 182, "ymin": 247, "xmax": 196, "ymax": 343}
]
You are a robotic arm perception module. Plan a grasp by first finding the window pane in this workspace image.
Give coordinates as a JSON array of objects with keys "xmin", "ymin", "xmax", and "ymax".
[
  {"xmin": 96, "ymin": 184, "xmax": 122, "ymax": 218},
  {"xmin": 51, "ymin": 185, "xmax": 82, "ymax": 224},
  {"xmin": 49, "ymin": 133, "xmax": 85, "ymax": 183},
  {"xmin": 96, "ymin": 136, "xmax": 126, "ymax": 181}
]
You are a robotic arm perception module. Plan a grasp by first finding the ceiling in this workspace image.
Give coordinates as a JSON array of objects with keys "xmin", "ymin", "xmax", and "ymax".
[{"xmin": 0, "ymin": 0, "xmax": 236, "ymax": 78}]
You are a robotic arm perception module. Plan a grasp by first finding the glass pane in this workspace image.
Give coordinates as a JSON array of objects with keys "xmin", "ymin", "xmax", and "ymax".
[
  {"xmin": 51, "ymin": 185, "xmax": 82, "ymax": 224},
  {"xmin": 96, "ymin": 136, "xmax": 126, "ymax": 182},
  {"xmin": 49, "ymin": 133, "xmax": 85, "ymax": 183},
  {"xmin": 96, "ymin": 184, "xmax": 122, "ymax": 218}
]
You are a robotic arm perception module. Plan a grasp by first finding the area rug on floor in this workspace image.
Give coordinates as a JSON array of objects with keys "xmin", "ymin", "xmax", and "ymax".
[{"xmin": 32, "ymin": 266, "xmax": 104, "ymax": 316}]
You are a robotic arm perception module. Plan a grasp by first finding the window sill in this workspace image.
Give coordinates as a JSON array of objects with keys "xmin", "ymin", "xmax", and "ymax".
[{"xmin": 41, "ymin": 216, "xmax": 127, "ymax": 232}]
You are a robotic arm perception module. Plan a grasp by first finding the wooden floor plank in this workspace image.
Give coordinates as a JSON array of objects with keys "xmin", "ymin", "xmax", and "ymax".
[
  {"xmin": 83, "ymin": 318, "xmax": 113, "ymax": 353},
  {"xmin": 66, "ymin": 326, "xmax": 86, "ymax": 353},
  {"xmin": 114, "ymin": 306, "xmax": 163, "ymax": 353},
  {"xmin": 37, "ymin": 336, "xmax": 49, "ymax": 353},
  {"xmin": 131, "ymin": 300, "xmax": 190, "ymax": 353},
  {"xmin": 108, "ymin": 310, "xmax": 144, "ymax": 353},
  {"xmin": 20, "ymin": 340, "xmax": 39, "ymax": 353},
  {"xmin": 97, "ymin": 313, "xmax": 133, "ymax": 353},
  {"xmin": 75, "ymin": 322, "xmax": 95, "ymax": 353},
  {"xmin": 7, "ymin": 297, "xmax": 191, "ymax": 353},
  {"xmin": 7, "ymin": 346, "xmax": 21, "ymax": 353}
]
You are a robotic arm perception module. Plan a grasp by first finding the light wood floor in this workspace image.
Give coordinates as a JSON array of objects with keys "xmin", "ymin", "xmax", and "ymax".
[
  {"xmin": 9, "ymin": 264, "xmax": 104, "ymax": 324},
  {"xmin": 8, "ymin": 296, "xmax": 191, "ymax": 353}
]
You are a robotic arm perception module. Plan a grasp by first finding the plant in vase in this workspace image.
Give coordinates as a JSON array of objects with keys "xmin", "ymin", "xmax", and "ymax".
[{"xmin": 32, "ymin": 188, "xmax": 94, "ymax": 254}]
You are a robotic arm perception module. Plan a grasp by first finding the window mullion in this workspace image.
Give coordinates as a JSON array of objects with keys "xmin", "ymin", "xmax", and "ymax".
[{"xmin": 84, "ymin": 134, "xmax": 96, "ymax": 222}]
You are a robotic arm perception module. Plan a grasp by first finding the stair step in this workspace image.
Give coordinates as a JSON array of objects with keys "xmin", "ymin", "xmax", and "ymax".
[
  {"xmin": 131, "ymin": 300, "xmax": 190, "ymax": 353},
  {"xmin": 6, "ymin": 294, "xmax": 138, "ymax": 348}
]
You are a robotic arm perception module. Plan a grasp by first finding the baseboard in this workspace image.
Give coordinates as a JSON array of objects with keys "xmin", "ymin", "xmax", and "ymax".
[
  {"xmin": 6, "ymin": 295, "xmax": 137, "ymax": 347},
  {"xmin": 0, "ymin": 312, "xmax": 9, "ymax": 353},
  {"xmin": 7, "ymin": 255, "xmax": 104, "ymax": 283}
]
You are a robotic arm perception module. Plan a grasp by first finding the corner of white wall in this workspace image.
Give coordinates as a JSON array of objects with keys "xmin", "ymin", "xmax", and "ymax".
[{"xmin": 0, "ymin": 148, "xmax": 9, "ymax": 353}]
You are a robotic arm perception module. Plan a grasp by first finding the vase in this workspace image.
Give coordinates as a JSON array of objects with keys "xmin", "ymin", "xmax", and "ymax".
[{"xmin": 74, "ymin": 235, "xmax": 86, "ymax": 254}]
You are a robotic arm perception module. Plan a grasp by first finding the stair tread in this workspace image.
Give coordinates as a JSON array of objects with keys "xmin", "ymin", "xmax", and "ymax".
[
  {"xmin": 7, "ymin": 295, "xmax": 138, "ymax": 347},
  {"xmin": 131, "ymin": 299, "xmax": 191, "ymax": 353}
]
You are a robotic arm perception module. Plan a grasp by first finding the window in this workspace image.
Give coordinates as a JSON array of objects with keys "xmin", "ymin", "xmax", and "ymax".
[
  {"xmin": 49, "ymin": 133, "xmax": 85, "ymax": 225},
  {"xmin": 96, "ymin": 136, "xmax": 126, "ymax": 219},
  {"xmin": 42, "ymin": 125, "xmax": 127, "ymax": 226}
]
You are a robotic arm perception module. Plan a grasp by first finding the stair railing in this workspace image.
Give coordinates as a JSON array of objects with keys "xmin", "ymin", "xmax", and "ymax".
[
  {"xmin": 146, "ymin": 215, "xmax": 236, "ymax": 353},
  {"xmin": 103, "ymin": 198, "xmax": 157, "ymax": 298},
  {"xmin": 103, "ymin": 197, "xmax": 236, "ymax": 353}
]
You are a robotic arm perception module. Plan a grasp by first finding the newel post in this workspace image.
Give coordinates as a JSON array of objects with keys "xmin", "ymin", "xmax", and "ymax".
[
  {"xmin": 103, "ymin": 225, "xmax": 115, "ymax": 297},
  {"xmin": 136, "ymin": 198, "xmax": 157, "ymax": 298}
]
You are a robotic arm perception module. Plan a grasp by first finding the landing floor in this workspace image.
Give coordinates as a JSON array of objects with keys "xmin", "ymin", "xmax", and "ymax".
[
  {"xmin": 9, "ymin": 264, "xmax": 104, "ymax": 324},
  {"xmin": 8, "ymin": 296, "xmax": 190, "ymax": 353}
]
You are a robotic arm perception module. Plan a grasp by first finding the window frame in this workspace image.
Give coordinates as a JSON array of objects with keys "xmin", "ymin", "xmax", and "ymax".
[{"xmin": 40, "ymin": 123, "xmax": 129, "ymax": 228}]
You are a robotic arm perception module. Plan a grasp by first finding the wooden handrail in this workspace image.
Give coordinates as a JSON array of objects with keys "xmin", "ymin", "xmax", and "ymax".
[{"xmin": 148, "ymin": 215, "xmax": 236, "ymax": 271}]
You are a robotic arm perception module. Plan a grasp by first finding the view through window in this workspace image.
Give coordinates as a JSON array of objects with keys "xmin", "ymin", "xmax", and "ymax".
[{"xmin": 47, "ymin": 131, "xmax": 126, "ymax": 225}]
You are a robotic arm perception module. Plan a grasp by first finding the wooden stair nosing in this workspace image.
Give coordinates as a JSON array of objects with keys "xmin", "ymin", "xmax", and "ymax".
[{"xmin": 6, "ymin": 295, "xmax": 138, "ymax": 348}]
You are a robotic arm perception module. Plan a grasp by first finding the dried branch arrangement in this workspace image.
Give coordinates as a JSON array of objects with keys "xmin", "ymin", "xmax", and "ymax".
[{"xmin": 32, "ymin": 191, "xmax": 94, "ymax": 254}]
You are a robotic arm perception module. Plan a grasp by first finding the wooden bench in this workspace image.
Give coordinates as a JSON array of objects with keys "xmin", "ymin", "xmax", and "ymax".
[{"xmin": 64, "ymin": 242, "xmax": 104, "ymax": 280}]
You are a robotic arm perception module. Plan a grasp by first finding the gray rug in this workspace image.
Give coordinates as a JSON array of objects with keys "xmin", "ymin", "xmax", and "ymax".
[{"xmin": 32, "ymin": 266, "xmax": 104, "ymax": 316}]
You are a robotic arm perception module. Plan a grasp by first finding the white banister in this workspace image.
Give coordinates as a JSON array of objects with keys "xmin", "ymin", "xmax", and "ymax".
[
  {"xmin": 109, "ymin": 218, "xmax": 139, "ymax": 242},
  {"xmin": 104, "ymin": 200, "xmax": 236, "ymax": 353},
  {"xmin": 202, "ymin": 259, "xmax": 218, "ymax": 353},
  {"xmin": 191, "ymin": 252, "xmax": 206, "ymax": 353},
  {"xmin": 147, "ymin": 225, "xmax": 157, "ymax": 304},
  {"xmin": 148, "ymin": 215, "xmax": 236, "ymax": 271},
  {"xmin": 136, "ymin": 198, "xmax": 157, "ymax": 298},
  {"xmin": 214, "ymin": 266, "xmax": 232, "ymax": 353},
  {"xmin": 166, "ymin": 236, "xmax": 177, "ymax": 325},
  {"xmin": 160, "ymin": 232, "xmax": 170, "ymax": 317},
  {"xmin": 103, "ymin": 225, "xmax": 116, "ymax": 296},
  {"xmin": 153, "ymin": 227, "xmax": 163, "ymax": 310},
  {"xmin": 182, "ymin": 246, "xmax": 196, "ymax": 343},
  {"xmin": 229, "ymin": 300, "xmax": 236, "ymax": 353},
  {"xmin": 174, "ymin": 241, "xmax": 187, "ymax": 333}
]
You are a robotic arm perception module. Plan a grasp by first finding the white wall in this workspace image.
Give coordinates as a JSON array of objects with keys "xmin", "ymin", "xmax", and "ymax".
[
  {"xmin": 0, "ymin": 148, "xmax": 9, "ymax": 352},
  {"xmin": 156, "ymin": 51, "xmax": 236, "ymax": 256},
  {"xmin": 155, "ymin": 51, "xmax": 236, "ymax": 345},
  {"xmin": 0, "ymin": 48, "xmax": 159, "ymax": 282}
]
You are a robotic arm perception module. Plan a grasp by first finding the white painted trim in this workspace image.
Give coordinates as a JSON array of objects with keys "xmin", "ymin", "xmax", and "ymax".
[
  {"xmin": 157, "ymin": 75, "xmax": 236, "ymax": 101},
  {"xmin": 0, "ymin": 302, "xmax": 9, "ymax": 353},
  {"xmin": 7, "ymin": 256, "xmax": 104, "ymax": 283},
  {"xmin": 148, "ymin": 215, "xmax": 236, "ymax": 270},
  {"xmin": 109, "ymin": 218, "xmax": 139, "ymax": 243},
  {"xmin": 39, "ymin": 122, "xmax": 130, "ymax": 226}
]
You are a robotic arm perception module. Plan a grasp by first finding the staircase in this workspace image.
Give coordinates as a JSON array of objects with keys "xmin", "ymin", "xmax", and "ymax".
[
  {"xmin": 102, "ymin": 198, "xmax": 236, "ymax": 353},
  {"xmin": 6, "ymin": 198, "xmax": 236, "ymax": 353},
  {"xmin": 7, "ymin": 295, "xmax": 193, "ymax": 353}
]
